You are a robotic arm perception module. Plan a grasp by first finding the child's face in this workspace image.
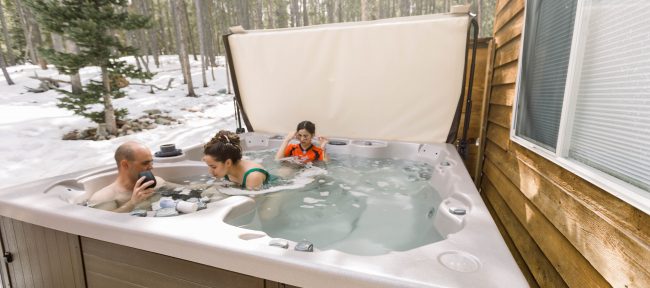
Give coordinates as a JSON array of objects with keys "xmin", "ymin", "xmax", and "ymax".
[{"xmin": 296, "ymin": 129, "xmax": 313, "ymax": 146}]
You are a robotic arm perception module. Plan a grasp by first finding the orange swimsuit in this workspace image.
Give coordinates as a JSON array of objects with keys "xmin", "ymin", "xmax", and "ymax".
[{"xmin": 284, "ymin": 143, "xmax": 324, "ymax": 162}]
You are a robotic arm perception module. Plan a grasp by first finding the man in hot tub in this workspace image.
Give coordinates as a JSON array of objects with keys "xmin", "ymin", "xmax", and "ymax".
[{"xmin": 87, "ymin": 141, "xmax": 163, "ymax": 212}]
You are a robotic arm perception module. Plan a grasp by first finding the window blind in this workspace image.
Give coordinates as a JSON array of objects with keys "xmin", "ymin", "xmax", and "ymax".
[
  {"xmin": 569, "ymin": 0, "xmax": 650, "ymax": 191},
  {"xmin": 516, "ymin": 0, "xmax": 578, "ymax": 151}
]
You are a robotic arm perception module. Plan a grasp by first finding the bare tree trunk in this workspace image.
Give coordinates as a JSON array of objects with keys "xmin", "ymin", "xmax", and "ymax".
[
  {"xmin": 337, "ymin": 0, "xmax": 343, "ymax": 22},
  {"xmin": 290, "ymin": 0, "xmax": 299, "ymax": 27},
  {"xmin": 64, "ymin": 39, "xmax": 83, "ymax": 94},
  {"xmin": 143, "ymin": 0, "xmax": 160, "ymax": 67},
  {"xmin": 0, "ymin": 49, "xmax": 14, "ymax": 85},
  {"xmin": 51, "ymin": 33, "xmax": 64, "ymax": 51},
  {"xmin": 14, "ymin": 0, "xmax": 36, "ymax": 65},
  {"xmin": 275, "ymin": 0, "xmax": 289, "ymax": 28},
  {"xmin": 171, "ymin": 0, "xmax": 195, "ymax": 96},
  {"xmin": 18, "ymin": 0, "xmax": 47, "ymax": 69},
  {"xmin": 215, "ymin": 0, "xmax": 226, "ymax": 54},
  {"xmin": 51, "ymin": 33, "xmax": 83, "ymax": 90},
  {"xmin": 181, "ymin": 0, "xmax": 197, "ymax": 61},
  {"xmin": 169, "ymin": 0, "xmax": 186, "ymax": 84},
  {"xmin": 133, "ymin": 0, "xmax": 150, "ymax": 68},
  {"xmin": 163, "ymin": 0, "xmax": 176, "ymax": 54},
  {"xmin": 194, "ymin": 0, "xmax": 207, "ymax": 87},
  {"xmin": 400, "ymin": 0, "xmax": 410, "ymax": 16},
  {"xmin": 302, "ymin": 0, "xmax": 309, "ymax": 26},
  {"xmin": 0, "ymin": 0, "xmax": 15, "ymax": 65},
  {"xmin": 255, "ymin": 0, "xmax": 264, "ymax": 29},
  {"xmin": 326, "ymin": 0, "xmax": 334, "ymax": 23},
  {"xmin": 266, "ymin": 0, "xmax": 274, "ymax": 28},
  {"xmin": 361, "ymin": 0, "xmax": 368, "ymax": 21},
  {"xmin": 240, "ymin": 0, "xmax": 251, "ymax": 29},
  {"xmin": 100, "ymin": 65, "xmax": 118, "ymax": 135},
  {"xmin": 204, "ymin": 0, "xmax": 216, "ymax": 67}
]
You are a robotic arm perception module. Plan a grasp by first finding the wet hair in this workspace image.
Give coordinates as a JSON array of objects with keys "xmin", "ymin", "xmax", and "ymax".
[
  {"xmin": 203, "ymin": 130, "xmax": 242, "ymax": 163},
  {"xmin": 296, "ymin": 120, "xmax": 316, "ymax": 135},
  {"xmin": 114, "ymin": 141, "xmax": 138, "ymax": 167}
]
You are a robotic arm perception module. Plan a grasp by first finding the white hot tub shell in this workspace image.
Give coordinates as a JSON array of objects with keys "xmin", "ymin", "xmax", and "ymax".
[{"xmin": 0, "ymin": 133, "xmax": 527, "ymax": 288}]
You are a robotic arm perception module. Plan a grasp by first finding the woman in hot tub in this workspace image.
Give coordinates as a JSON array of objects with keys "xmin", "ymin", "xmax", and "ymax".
[{"xmin": 203, "ymin": 130, "xmax": 270, "ymax": 190}]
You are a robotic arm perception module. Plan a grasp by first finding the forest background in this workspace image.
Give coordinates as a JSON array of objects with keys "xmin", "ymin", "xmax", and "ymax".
[{"xmin": 1, "ymin": 0, "xmax": 496, "ymax": 88}]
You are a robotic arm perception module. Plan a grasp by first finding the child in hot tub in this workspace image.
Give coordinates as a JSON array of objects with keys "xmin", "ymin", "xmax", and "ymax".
[{"xmin": 275, "ymin": 120, "xmax": 329, "ymax": 163}]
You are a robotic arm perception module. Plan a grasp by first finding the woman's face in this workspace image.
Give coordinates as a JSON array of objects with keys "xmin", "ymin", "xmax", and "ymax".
[
  {"xmin": 202, "ymin": 155, "xmax": 230, "ymax": 178},
  {"xmin": 296, "ymin": 129, "xmax": 313, "ymax": 146}
]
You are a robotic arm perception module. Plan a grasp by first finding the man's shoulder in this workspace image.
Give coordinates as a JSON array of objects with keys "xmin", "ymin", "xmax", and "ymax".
[{"xmin": 87, "ymin": 182, "xmax": 120, "ymax": 209}]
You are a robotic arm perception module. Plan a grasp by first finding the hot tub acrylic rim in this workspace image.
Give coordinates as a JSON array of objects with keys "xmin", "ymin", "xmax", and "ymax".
[
  {"xmin": 0, "ymin": 140, "xmax": 528, "ymax": 288},
  {"xmin": 0, "ymin": 191, "xmax": 517, "ymax": 288}
]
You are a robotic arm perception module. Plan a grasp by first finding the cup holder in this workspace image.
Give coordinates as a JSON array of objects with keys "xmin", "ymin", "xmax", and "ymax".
[
  {"xmin": 350, "ymin": 140, "xmax": 388, "ymax": 148},
  {"xmin": 328, "ymin": 140, "xmax": 348, "ymax": 146}
]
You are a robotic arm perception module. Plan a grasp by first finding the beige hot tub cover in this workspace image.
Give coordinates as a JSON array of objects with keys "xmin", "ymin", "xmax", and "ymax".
[{"xmin": 227, "ymin": 13, "xmax": 471, "ymax": 143}]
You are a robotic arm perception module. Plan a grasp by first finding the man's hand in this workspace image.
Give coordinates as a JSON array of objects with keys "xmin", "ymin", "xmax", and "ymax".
[
  {"xmin": 131, "ymin": 176, "xmax": 155, "ymax": 204},
  {"xmin": 112, "ymin": 176, "xmax": 155, "ymax": 213}
]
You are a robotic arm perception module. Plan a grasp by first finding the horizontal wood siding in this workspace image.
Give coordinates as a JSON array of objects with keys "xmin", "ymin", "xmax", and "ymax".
[
  {"xmin": 0, "ymin": 216, "xmax": 85, "ymax": 288},
  {"xmin": 480, "ymin": 0, "xmax": 650, "ymax": 287},
  {"xmin": 82, "ymin": 237, "xmax": 267, "ymax": 288}
]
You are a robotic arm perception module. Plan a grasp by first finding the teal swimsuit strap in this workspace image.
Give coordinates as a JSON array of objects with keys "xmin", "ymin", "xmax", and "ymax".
[{"xmin": 241, "ymin": 168, "xmax": 270, "ymax": 189}]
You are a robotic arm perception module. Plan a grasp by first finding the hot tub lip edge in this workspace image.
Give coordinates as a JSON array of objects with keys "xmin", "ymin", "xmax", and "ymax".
[{"xmin": 0, "ymin": 142, "xmax": 528, "ymax": 288}]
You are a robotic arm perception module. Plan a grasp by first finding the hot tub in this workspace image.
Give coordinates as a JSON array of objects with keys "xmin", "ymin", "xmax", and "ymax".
[{"xmin": 0, "ymin": 133, "xmax": 527, "ymax": 287}]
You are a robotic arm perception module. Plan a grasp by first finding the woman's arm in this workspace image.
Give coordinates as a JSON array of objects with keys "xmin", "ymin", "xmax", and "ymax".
[
  {"xmin": 244, "ymin": 172, "xmax": 266, "ymax": 190},
  {"xmin": 275, "ymin": 131, "xmax": 296, "ymax": 160}
]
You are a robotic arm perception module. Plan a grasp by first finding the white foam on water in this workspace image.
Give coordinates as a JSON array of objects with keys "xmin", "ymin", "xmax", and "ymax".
[
  {"xmin": 219, "ymin": 166, "xmax": 328, "ymax": 196},
  {"xmin": 303, "ymin": 197, "xmax": 324, "ymax": 204}
]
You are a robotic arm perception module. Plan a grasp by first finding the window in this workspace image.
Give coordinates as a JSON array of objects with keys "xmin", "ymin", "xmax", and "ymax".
[{"xmin": 513, "ymin": 0, "xmax": 650, "ymax": 214}]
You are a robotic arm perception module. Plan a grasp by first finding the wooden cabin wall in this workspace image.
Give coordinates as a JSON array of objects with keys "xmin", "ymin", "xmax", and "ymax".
[{"xmin": 478, "ymin": 0, "xmax": 650, "ymax": 287}]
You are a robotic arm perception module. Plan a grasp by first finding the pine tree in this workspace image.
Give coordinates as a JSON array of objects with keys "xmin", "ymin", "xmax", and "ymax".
[{"xmin": 26, "ymin": 0, "xmax": 153, "ymax": 135}]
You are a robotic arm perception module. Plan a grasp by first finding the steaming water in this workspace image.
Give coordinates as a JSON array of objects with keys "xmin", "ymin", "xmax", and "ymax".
[{"xmin": 226, "ymin": 150, "xmax": 444, "ymax": 256}]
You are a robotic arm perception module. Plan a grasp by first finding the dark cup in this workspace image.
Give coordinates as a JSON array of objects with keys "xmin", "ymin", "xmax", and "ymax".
[
  {"xmin": 138, "ymin": 170, "xmax": 157, "ymax": 189},
  {"xmin": 160, "ymin": 144, "xmax": 176, "ymax": 153}
]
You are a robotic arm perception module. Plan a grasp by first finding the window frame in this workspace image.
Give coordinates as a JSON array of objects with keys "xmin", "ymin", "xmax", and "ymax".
[{"xmin": 511, "ymin": 0, "xmax": 650, "ymax": 215}]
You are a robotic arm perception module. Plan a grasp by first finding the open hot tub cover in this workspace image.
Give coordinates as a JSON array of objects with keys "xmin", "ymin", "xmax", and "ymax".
[{"xmin": 227, "ymin": 13, "xmax": 470, "ymax": 143}]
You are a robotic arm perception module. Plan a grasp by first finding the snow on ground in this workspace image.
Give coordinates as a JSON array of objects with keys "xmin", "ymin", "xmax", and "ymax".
[{"xmin": 0, "ymin": 55, "xmax": 237, "ymax": 189}]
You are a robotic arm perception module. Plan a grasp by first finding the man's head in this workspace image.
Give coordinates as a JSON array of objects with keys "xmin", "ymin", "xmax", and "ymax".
[{"xmin": 114, "ymin": 141, "xmax": 153, "ymax": 183}]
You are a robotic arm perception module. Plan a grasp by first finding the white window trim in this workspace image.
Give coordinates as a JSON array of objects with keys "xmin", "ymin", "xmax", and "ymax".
[{"xmin": 511, "ymin": 0, "xmax": 650, "ymax": 215}]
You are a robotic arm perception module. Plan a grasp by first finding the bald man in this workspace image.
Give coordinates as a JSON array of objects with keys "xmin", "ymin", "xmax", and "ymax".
[{"xmin": 87, "ymin": 141, "xmax": 166, "ymax": 213}]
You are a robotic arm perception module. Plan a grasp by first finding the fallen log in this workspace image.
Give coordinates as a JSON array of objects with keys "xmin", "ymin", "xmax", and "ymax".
[
  {"xmin": 129, "ymin": 78, "xmax": 175, "ymax": 93},
  {"xmin": 25, "ymin": 73, "xmax": 71, "ymax": 93}
]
